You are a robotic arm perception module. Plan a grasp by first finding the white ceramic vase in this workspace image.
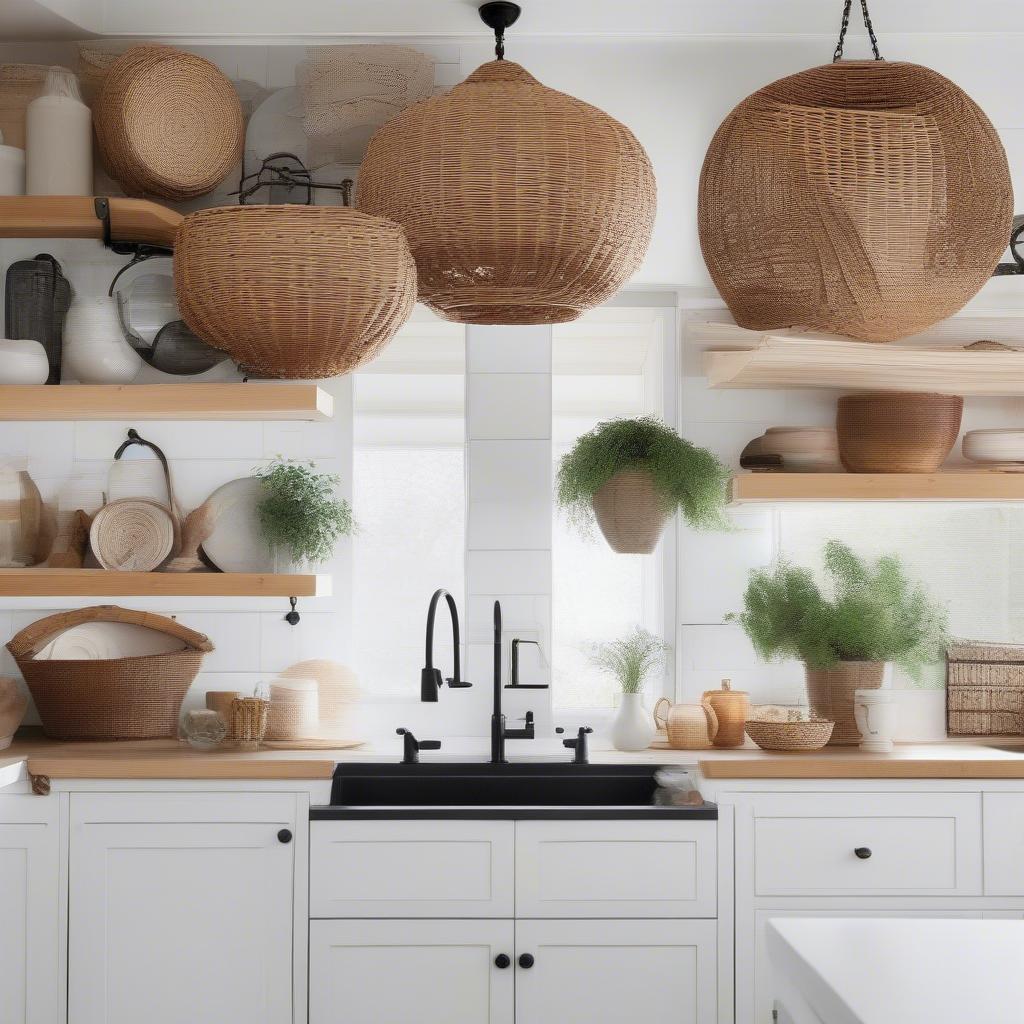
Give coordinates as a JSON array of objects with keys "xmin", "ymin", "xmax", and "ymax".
[
  {"xmin": 610, "ymin": 692, "xmax": 656, "ymax": 752},
  {"xmin": 0, "ymin": 338, "xmax": 49, "ymax": 384},
  {"xmin": 63, "ymin": 295, "xmax": 143, "ymax": 384}
]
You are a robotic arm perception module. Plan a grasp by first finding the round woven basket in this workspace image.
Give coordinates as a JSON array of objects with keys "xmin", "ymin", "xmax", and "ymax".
[
  {"xmin": 90, "ymin": 498, "xmax": 175, "ymax": 571},
  {"xmin": 699, "ymin": 61, "xmax": 1012, "ymax": 342},
  {"xmin": 836, "ymin": 392, "xmax": 963, "ymax": 473},
  {"xmin": 591, "ymin": 470, "xmax": 671, "ymax": 554},
  {"xmin": 358, "ymin": 59, "xmax": 656, "ymax": 325},
  {"xmin": 805, "ymin": 660, "xmax": 885, "ymax": 745},
  {"xmin": 175, "ymin": 206, "xmax": 417, "ymax": 379},
  {"xmin": 7, "ymin": 606, "xmax": 213, "ymax": 740},
  {"xmin": 744, "ymin": 718, "xmax": 835, "ymax": 752},
  {"xmin": 94, "ymin": 45, "xmax": 243, "ymax": 201}
]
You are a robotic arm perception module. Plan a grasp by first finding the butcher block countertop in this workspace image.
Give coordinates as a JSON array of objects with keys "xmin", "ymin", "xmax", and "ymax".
[{"xmin": 5, "ymin": 730, "xmax": 1024, "ymax": 782}]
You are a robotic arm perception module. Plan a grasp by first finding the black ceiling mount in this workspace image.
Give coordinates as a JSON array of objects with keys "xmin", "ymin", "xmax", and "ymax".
[{"xmin": 479, "ymin": 2, "xmax": 521, "ymax": 60}]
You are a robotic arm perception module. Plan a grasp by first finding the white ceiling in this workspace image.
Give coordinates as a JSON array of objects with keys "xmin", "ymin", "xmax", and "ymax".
[{"xmin": 5, "ymin": 0, "xmax": 1024, "ymax": 41}]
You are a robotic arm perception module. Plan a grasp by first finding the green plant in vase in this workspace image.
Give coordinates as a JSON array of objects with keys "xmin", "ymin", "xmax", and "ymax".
[
  {"xmin": 556, "ymin": 416, "xmax": 730, "ymax": 554},
  {"xmin": 728, "ymin": 540, "xmax": 948, "ymax": 744},
  {"xmin": 254, "ymin": 459, "xmax": 355, "ymax": 572}
]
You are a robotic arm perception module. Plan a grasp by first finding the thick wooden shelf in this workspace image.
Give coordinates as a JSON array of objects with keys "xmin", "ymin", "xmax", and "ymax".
[
  {"xmin": 0, "ymin": 384, "xmax": 333, "ymax": 421},
  {"xmin": 0, "ymin": 569, "xmax": 331, "ymax": 598},
  {"xmin": 730, "ymin": 472, "xmax": 1024, "ymax": 504}
]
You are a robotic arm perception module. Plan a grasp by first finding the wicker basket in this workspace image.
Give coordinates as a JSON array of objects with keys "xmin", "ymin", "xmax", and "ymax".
[
  {"xmin": 947, "ymin": 640, "xmax": 1024, "ymax": 736},
  {"xmin": 698, "ymin": 61, "xmax": 1012, "ymax": 342},
  {"xmin": 358, "ymin": 59, "xmax": 656, "ymax": 325},
  {"xmin": 94, "ymin": 45, "xmax": 243, "ymax": 201},
  {"xmin": 745, "ymin": 717, "xmax": 835, "ymax": 752},
  {"xmin": 591, "ymin": 470, "xmax": 671, "ymax": 554},
  {"xmin": 175, "ymin": 205, "xmax": 417, "ymax": 379},
  {"xmin": 836, "ymin": 393, "xmax": 963, "ymax": 473},
  {"xmin": 805, "ymin": 660, "xmax": 885, "ymax": 745},
  {"xmin": 7, "ymin": 605, "xmax": 213, "ymax": 740}
]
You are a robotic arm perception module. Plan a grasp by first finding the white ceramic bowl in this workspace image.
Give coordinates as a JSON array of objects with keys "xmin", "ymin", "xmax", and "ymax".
[
  {"xmin": 759, "ymin": 426, "xmax": 842, "ymax": 471},
  {"xmin": 962, "ymin": 429, "xmax": 1024, "ymax": 464},
  {"xmin": 0, "ymin": 338, "xmax": 49, "ymax": 384}
]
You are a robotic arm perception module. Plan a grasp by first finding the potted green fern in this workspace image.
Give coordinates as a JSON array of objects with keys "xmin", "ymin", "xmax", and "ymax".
[
  {"xmin": 728, "ymin": 541, "xmax": 948, "ymax": 744},
  {"xmin": 556, "ymin": 417, "xmax": 730, "ymax": 554}
]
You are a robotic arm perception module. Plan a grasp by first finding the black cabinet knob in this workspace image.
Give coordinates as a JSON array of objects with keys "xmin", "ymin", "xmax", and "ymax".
[
  {"xmin": 277, "ymin": 829, "xmax": 293, "ymax": 844},
  {"xmin": 854, "ymin": 846, "xmax": 872, "ymax": 859},
  {"xmin": 518, "ymin": 953, "xmax": 535, "ymax": 969},
  {"xmin": 494, "ymin": 954, "xmax": 511, "ymax": 969}
]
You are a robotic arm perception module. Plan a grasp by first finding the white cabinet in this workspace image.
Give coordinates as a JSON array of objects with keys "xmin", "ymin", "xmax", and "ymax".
[
  {"xmin": 984, "ymin": 793, "xmax": 1024, "ymax": 895},
  {"xmin": 514, "ymin": 919, "xmax": 717, "ymax": 1024},
  {"xmin": 68, "ymin": 792, "xmax": 298, "ymax": 1024},
  {"xmin": 310, "ymin": 919, "xmax": 515, "ymax": 1024},
  {"xmin": 0, "ymin": 795, "xmax": 60, "ymax": 1024}
]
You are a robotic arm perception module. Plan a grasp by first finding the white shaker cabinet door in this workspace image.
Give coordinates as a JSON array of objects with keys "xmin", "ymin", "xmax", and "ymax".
[
  {"xmin": 513, "ymin": 919, "xmax": 717, "ymax": 1024},
  {"xmin": 310, "ymin": 919, "xmax": 515, "ymax": 1024},
  {"xmin": 0, "ymin": 796, "xmax": 60, "ymax": 1024},
  {"xmin": 68, "ymin": 793, "xmax": 296, "ymax": 1024}
]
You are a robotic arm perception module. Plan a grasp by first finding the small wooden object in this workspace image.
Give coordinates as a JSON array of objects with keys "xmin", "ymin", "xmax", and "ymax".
[
  {"xmin": 45, "ymin": 509, "xmax": 91, "ymax": 568},
  {"xmin": 702, "ymin": 678, "xmax": 750, "ymax": 748},
  {"xmin": 947, "ymin": 641, "xmax": 1024, "ymax": 736}
]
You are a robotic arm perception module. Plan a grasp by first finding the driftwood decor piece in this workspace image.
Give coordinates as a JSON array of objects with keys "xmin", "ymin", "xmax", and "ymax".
[{"xmin": 698, "ymin": 4, "xmax": 1012, "ymax": 342}]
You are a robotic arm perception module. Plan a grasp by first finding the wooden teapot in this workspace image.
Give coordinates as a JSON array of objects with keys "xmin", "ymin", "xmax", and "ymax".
[{"xmin": 653, "ymin": 697, "xmax": 718, "ymax": 750}]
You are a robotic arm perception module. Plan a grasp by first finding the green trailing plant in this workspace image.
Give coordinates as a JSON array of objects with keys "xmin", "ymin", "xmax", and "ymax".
[
  {"xmin": 556, "ymin": 417, "xmax": 730, "ymax": 534},
  {"xmin": 254, "ymin": 459, "xmax": 355, "ymax": 566},
  {"xmin": 727, "ymin": 540, "xmax": 949, "ymax": 681},
  {"xmin": 589, "ymin": 627, "xmax": 670, "ymax": 694}
]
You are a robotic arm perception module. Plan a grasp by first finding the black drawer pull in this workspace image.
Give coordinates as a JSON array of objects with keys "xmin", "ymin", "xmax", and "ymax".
[
  {"xmin": 518, "ymin": 953, "xmax": 535, "ymax": 969},
  {"xmin": 277, "ymin": 829, "xmax": 293, "ymax": 844},
  {"xmin": 854, "ymin": 846, "xmax": 872, "ymax": 860},
  {"xmin": 494, "ymin": 954, "xmax": 511, "ymax": 969}
]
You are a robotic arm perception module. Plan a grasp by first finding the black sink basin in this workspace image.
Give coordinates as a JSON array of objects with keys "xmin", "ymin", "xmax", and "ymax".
[{"xmin": 311, "ymin": 762, "xmax": 717, "ymax": 820}]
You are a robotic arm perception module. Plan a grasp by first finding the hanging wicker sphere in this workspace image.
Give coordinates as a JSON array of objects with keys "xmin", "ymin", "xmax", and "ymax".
[
  {"xmin": 174, "ymin": 206, "xmax": 417, "ymax": 379},
  {"xmin": 357, "ymin": 59, "xmax": 656, "ymax": 325},
  {"xmin": 698, "ymin": 61, "xmax": 1013, "ymax": 342}
]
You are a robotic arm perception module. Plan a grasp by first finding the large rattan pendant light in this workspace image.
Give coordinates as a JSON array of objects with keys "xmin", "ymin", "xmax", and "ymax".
[
  {"xmin": 357, "ymin": 2, "xmax": 656, "ymax": 325},
  {"xmin": 698, "ymin": 0, "xmax": 1012, "ymax": 343}
]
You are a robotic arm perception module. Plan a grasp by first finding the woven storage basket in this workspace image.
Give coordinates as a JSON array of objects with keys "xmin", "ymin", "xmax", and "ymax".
[
  {"xmin": 591, "ymin": 470, "xmax": 671, "ymax": 555},
  {"xmin": 745, "ymin": 718, "xmax": 835, "ymax": 752},
  {"xmin": 94, "ymin": 45, "xmax": 243, "ymax": 201},
  {"xmin": 947, "ymin": 641, "xmax": 1024, "ymax": 736},
  {"xmin": 358, "ymin": 59, "xmax": 656, "ymax": 325},
  {"xmin": 7, "ymin": 606, "xmax": 213, "ymax": 740},
  {"xmin": 836, "ymin": 392, "xmax": 963, "ymax": 473},
  {"xmin": 698, "ymin": 61, "xmax": 1012, "ymax": 342},
  {"xmin": 175, "ymin": 205, "xmax": 417, "ymax": 379},
  {"xmin": 805, "ymin": 660, "xmax": 885, "ymax": 745}
]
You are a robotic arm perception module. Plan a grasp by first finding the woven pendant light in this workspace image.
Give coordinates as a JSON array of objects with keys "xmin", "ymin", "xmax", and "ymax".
[
  {"xmin": 698, "ymin": 0, "xmax": 1012, "ymax": 343},
  {"xmin": 357, "ymin": 2, "xmax": 656, "ymax": 325}
]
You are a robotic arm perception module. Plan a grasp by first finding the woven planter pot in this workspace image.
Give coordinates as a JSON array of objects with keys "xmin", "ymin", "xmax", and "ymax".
[
  {"xmin": 175, "ymin": 206, "xmax": 417, "ymax": 379},
  {"xmin": 837, "ymin": 392, "xmax": 963, "ymax": 473},
  {"xmin": 699, "ymin": 61, "xmax": 1012, "ymax": 342},
  {"xmin": 591, "ymin": 470, "xmax": 671, "ymax": 554},
  {"xmin": 358, "ymin": 59, "xmax": 656, "ymax": 325},
  {"xmin": 7, "ymin": 605, "xmax": 214, "ymax": 740},
  {"xmin": 95, "ymin": 45, "xmax": 243, "ymax": 201},
  {"xmin": 805, "ymin": 660, "xmax": 885, "ymax": 745}
]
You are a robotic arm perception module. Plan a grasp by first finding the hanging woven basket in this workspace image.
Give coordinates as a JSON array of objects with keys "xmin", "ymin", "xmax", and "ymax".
[
  {"xmin": 699, "ymin": 36, "xmax": 1012, "ymax": 342},
  {"xmin": 357, "ymin": 59, "xmax": 656, "ymax": 325}
]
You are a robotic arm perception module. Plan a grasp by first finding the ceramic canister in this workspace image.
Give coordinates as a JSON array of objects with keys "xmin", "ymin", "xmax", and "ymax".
[
  {"xmin": 25, "ymin": 68, "xmax": 92, "ymax": 196},
  {"xmin": 854, "ymin": 689, "xmax": 899, "ymax": 753},
  {"xmin": 702, "ymin": 678, "xmax": 750, "ymax": 748}
]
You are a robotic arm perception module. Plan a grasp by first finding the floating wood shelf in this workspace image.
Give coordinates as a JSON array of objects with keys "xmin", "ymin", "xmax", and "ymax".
[
  {"xmin": 0, "ymin": 384, "xmax": 333, "ymax": 421},
  {"xmin": 729, "ymin": 473, "xmax": 1024, "ymax": 504},
  {"xmin": 0, "ymin": 569, "xmax": 332, "ymax": 598},
  {"xmin": 698, "ymin": 324, "xmax": 1024, "ymax": 395}
]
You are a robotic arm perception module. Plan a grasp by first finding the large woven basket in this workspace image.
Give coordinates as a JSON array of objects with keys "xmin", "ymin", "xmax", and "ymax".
[
  {"xmin": 358, "ymin": 59, "xmax": 656, "ymax": 325},
  {"xmin": 947, "ymin": 640, "xmax": 1024, "ymax": 736},
  {"xmin": 94, "ymin": 45, "xmax": 243, "ymax": 201},
  {"xmin": 745, "ymin": 717, "xmax": 834, "ymax": 752},
  {"xmin": 699, "ymin": 61, "xmax": 1012, "ymax": 342},
  {"xmin": 174, "ymin": 205, "xmax": 417, "ymax": 379},
  {"xmin": 591, "ymin": 470, "xmax": 671, "ymax": 554},
  {"xmin": 837, "ymin": 392, "xmax": 963, "ymax": 473},
  {"xmin": 805, "ymin": 660, "xmax": 885, "ymax": 745},
  {"xmin": 7, "ymin": 606, "xmax": 213, "ymax": 740}
]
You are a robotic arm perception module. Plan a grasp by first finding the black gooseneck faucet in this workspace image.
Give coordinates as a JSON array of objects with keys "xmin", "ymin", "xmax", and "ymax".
[
  {"xmin": 491, "ymin": 600, "xmax": 534, "ymax": 763},
  {"xmin": 421, "ymin": 589, "xmax": 472, "ymax": 702}
]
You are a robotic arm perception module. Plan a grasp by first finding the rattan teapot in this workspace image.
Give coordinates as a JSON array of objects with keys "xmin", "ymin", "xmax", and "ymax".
[{"xmin": 653, "ymin": 697, "xmax": 718, "ymax": 750}]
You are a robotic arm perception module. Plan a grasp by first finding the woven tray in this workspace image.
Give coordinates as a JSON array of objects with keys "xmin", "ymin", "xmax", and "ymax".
[{"xmin": 947, "ymin": 640, "xmax": 1024, "ymax": 736}]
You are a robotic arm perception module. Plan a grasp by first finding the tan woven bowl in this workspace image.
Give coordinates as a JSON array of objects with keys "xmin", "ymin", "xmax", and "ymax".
[
  {"xmin": 745, "ymin": 718, "xmax": 835, "ymax": 752},
  {"xmin": 358, "ymin": 59, "xmax": 656, "ymax": 325},
  {"xmin": 7, "ymin": 606, "xmax": 213, "ymax": 740},
  {"xmin": 836, "ymin": 392, "xmax": 963, "ymax": 474},
  {"xmin": 90, "ymin": 498, "xmax": 175, "ymax": 571},
  {"xmin": 591, "ymin": 470, "xmax": 671, "ymax": 554},
  {"xmin": 699, "ymin": 61, "xmax": 1012, "ymax": 342},
  {"xmin": 175, "ymin": 205, "xmax": 417, "ymax": 379},
  {"xmin": 94, "ymin": 45, "xmax": 243, "ymax": 201}
]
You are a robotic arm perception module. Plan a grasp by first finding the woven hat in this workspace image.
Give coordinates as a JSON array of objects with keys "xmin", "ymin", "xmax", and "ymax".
[
  {"xmin": 699, "ymin": 28, "xmax": 1012, "ymax": 342},
  {"xmin": 358, "ymin": 58, "xmax": 656, "ymax": 325}
]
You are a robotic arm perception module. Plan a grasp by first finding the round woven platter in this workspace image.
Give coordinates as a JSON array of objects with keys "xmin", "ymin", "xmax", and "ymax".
[{"xmin": 90, "ymin": 498, "xmax": 175, "ymax": 572}]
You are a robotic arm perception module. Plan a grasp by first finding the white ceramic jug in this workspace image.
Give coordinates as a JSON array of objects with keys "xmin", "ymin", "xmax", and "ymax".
[{"xmin": 854, "ymin": 688, "xmax": 898, "ymax": 753}]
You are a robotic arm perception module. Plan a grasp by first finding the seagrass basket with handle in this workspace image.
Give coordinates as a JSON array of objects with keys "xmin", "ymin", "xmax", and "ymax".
[{"xmin": 7, "ymin": 605, "xmax": 214, "ymax": 739}]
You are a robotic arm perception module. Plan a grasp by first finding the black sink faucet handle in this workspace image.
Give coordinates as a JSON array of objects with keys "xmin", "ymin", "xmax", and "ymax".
[
  {"xmin": 558, "ymin": 725, "xmax": 593, "ymax": 765},
  {"xmin": 396, "ymin": 728, "xmax": 442, "ymax": 765}
]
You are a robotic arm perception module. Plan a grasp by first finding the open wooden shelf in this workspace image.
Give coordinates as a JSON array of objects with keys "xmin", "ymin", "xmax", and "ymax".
[
  {"xmin": 0, "ymin": 569, "xmax": 332, "ymax": 598},
  {"xmin": 730, "ymin": 472, "xmax": 1024, "ymax": 505},
  {"xmin": 0, "ymin": 384, "xmax": 333, "ymax": 421}
]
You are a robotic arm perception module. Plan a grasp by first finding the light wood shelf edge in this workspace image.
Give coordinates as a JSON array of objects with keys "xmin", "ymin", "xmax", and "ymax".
[
  {"xmin": 0, "ymin": 570, "xmax": 331, "ymax": 598},
  {"xmin": 729, "ymin": 473, "xmax": 1024, "ymax": 504}
]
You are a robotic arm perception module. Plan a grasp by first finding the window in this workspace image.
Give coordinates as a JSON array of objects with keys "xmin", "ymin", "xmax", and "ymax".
[{"xmin": 352, "ymin": 316, "xmax": 466, "ymax": 698}]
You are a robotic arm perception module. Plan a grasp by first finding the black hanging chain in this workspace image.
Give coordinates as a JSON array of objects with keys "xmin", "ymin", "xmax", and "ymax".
[{"xmin": 833, "ymin": 0, "xmax": 883, "ymax": 62}]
